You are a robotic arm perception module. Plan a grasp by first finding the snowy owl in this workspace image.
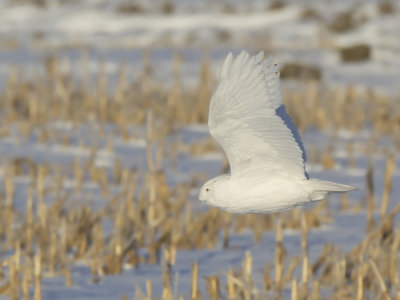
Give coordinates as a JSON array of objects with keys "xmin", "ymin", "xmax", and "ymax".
[{"xmin": 199, "ymin": 51, "xmax": 357, "ymax": 214}]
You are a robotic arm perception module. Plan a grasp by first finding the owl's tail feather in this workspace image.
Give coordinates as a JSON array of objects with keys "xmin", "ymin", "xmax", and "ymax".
[{"xmin": 308, "ymin": 179, "xmax": 358, "ymax": 201}]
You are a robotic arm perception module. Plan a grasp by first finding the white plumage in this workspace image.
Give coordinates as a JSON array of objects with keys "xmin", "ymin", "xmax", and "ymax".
[{"xmin": 199, "ymin": 51, "xmax": 357, "ymax": 214}]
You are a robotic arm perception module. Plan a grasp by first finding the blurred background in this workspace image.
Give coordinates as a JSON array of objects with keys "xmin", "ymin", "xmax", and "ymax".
[{"xmin": 0, "ymin": 0, "xmax": 399, "ymax": 299}]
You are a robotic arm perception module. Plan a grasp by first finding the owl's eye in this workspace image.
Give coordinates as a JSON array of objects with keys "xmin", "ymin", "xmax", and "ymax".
[{"xmin": 206, "ymin": 188, "xmax": 210, "ymax": 192}]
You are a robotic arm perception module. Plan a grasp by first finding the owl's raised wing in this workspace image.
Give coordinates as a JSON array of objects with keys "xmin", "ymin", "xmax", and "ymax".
[{"xmin": 208, "ymin": 51, "xmax": 307, "ymax": 179}]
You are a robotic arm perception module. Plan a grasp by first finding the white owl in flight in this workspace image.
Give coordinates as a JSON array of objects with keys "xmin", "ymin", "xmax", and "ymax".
[{"xmin": 199, "ymin": 51, "xmax": 356, "ymax": 213}]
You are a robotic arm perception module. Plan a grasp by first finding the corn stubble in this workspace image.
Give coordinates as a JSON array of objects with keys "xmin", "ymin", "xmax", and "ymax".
[{"xmin": 0, "ymin": 52, "xmax": 399, "ymax": 299}]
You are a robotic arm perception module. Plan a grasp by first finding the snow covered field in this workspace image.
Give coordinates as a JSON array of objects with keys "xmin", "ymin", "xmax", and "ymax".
[
  {"xmin": 0, "ymin": 0, "xmax": 399, "ymax": 299},
  {"xmin": 0, "ymin": 0, "xmax": 399, "ymax": 92}
]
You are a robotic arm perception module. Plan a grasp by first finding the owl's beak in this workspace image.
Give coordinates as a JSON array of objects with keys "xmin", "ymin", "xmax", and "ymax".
[{"xmin": 199, "ymin": 191, "xmax": 207, "ymax": 203}]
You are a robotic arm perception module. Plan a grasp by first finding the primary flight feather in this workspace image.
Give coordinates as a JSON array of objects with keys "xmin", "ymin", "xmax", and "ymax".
[{"xmin": 199, "ymin": 51, "xmax": 357, "ymax": 213}]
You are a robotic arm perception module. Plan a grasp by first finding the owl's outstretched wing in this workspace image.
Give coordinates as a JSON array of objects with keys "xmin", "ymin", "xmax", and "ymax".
[{"xmin": 208, "ymin": 51, "xmax": 307, "ymax": 179}]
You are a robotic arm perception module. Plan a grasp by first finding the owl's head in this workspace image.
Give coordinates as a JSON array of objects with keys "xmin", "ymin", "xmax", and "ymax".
[{"xmin": 199, "ymin": 179, "xmax": 216, "ymax": 203}]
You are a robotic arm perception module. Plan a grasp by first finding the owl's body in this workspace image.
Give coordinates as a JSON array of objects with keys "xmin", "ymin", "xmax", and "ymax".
[
  {"xmin": 200, "ymin": 174, "xmax": 354, "ymax": 214},
  {"xmin": 202, "ymin": 175, "xmax": 306, "ymax": 213}
]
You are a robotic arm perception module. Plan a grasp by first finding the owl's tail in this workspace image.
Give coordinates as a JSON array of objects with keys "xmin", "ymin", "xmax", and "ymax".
[{"xmin": 308, "ymin": 179, "xmax": 358, "ymax": 201}]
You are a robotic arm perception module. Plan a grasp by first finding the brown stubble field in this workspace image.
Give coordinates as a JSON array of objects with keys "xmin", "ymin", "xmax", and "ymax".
[
  {"xmin": 0, "ymin": 50, "xmax": 399, "ymax": 299},
  {"xmin": 0, "ymin": 0, "xmax": 400, "ymax": 299}
]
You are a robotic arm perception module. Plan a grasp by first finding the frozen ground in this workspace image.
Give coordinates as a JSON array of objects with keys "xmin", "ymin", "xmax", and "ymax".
[
  {"xmin": 0, "ymin": 0, "xmax": 399, "ymax": 299},
  {"xmin": 0, "ymin": 123, "xmax": 394, "ymax": 299}
]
